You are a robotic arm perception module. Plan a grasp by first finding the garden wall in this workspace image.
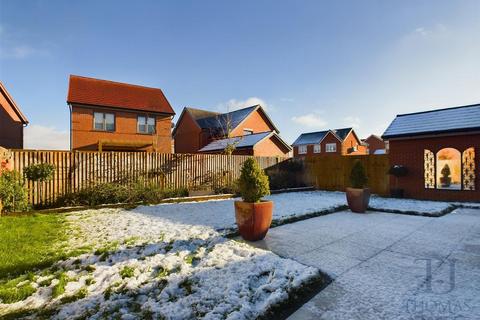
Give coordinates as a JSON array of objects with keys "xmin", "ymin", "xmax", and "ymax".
[{"xmin": 11, "ymin": 150, "xmax": 287, "ymax": 207}]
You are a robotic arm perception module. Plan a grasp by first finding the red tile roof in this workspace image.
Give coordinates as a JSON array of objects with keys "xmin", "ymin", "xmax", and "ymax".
[{"xmin": 67, "ymin": 75, "xmax": 175, "ymax": 115}]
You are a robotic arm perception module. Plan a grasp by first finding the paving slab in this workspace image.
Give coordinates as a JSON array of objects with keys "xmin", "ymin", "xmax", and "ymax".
[{"xmin": 245, "ymin": 207, "xmax": 480, "ymax": 319}]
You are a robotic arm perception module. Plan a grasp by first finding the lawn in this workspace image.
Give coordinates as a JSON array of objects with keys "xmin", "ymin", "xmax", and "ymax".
[{"xmin": 0, "ymin": 213, "xmax": 68, "ymax": 278}]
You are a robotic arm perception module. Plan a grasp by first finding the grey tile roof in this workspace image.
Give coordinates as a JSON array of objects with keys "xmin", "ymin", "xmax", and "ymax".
[
  {"xmin": 292, "ymin": 128, "xmax": 353, "ymax": 146},
  {"xmin": 382, "ymin": 104, "xmax": 480, "ymax": 139},
  {"xmin": 199, "ymin": 131, "xmax": 272, "ymax": 152},
  {"xmin": 196, "ymin": 106, "xmax": 258, "ymax": 131}
]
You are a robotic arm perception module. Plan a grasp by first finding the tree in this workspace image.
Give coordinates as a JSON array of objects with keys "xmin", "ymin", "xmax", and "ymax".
[
  {"xmin": 440, "ymin": 164, "xmax": 451, "ymax": 187},
  {"xmin": 237, "ymin": 158, "xmax": 270, "ymax": 203},
  {"xmin": 24, "ymin": 163, "xmax": 55, "ymax": 206},
  {"xmin": 349, "ymin": 161, "xmax": 368, "ymax": 189}
]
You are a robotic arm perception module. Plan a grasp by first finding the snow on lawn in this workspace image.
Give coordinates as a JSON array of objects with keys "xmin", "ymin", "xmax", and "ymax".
[
  {"xmin": 0, "ymin": 208, "xmax": 318, "ymax": 319},
  {"xmin": 132, "ymin": 191, "xmax": 347, "ymax": 233},
  {"xmin": 369, "ymin": 195, "xmax": 454, "ymax": 216}
]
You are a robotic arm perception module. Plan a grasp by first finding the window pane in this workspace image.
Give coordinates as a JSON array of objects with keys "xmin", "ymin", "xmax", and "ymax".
[
  {"xmin": 138, "ymin": 116, "xmax": 146, "ymax": 133},
  {"xmin": 436, "ymin": 148, "xmax": 461, "ymax": 190},
  {"xmin": 105, "ymin": 113, "xmax": 115, "ymax": 131},
  {"xmin": 314, "ymin": 144, "xmax": 321, "ymax": 153},
  {"xmin": 147, "ymin": 117, "xmax": 155, "ymax": 133},
  {"xmin": 94, "ymin": 112, "xmax": 104, "ymax": 130}
]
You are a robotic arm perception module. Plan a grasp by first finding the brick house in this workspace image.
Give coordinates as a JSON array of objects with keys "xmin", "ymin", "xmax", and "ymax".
[
  {"xmin": 382, "ymin": 104, "xmax": 479, "ymax": 201},
  {"xmin": 67, "ymin": 75, "xmax": 175, "ymax": 152},
  {"xmin": 173, "ymin": 105, "xmax": 291, "ymax": 156},
  {"xmin": 292, "ymin": 128, "xmax": 368, "ymax": 157},
  {"xmin": 0, "ymin": 81, "xmax": 29, "ymax": 149},
  {"xmin": 363, "ymin": 134, "xmax": 388, "ymax": 154}
]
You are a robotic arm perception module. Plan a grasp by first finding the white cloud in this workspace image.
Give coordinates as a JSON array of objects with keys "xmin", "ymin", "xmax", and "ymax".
[
  {"xmin": 217, "ymin": 97, "xmax": 270, "ymax": 112},
  {"xmin": 24, "ymin": 125, "xmax": 69, "ymax": 150},
  {"xmin": 343, "ymin": 116, "xmax": 361, "ymax": 129},
  {"xmin": 0, "ymin": 25, "xmax": 49, "ymax": 59},
  {"xmin": 291, "ymin": 113, "xmax": 327, "ymax": 129}
]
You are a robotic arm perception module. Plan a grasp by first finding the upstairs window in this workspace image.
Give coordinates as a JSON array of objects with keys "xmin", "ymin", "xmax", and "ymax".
[
  {"xmin": 314, "ymin": 144, "xmax": 321, "ymax": 153},
  {"xmin": 298, "ymin": 145, "xmax": 307, "ymax": 154},
  {"xmin": 326, "ymin": 143, "xmax": 337, "ymax": 152},
  {"xmin": 138, "ymin": 116, "xmax": 155, "ymax": 134},
  {"xmin": 94, "ymin": 112, "xmax": 115, "ymax": 131}
]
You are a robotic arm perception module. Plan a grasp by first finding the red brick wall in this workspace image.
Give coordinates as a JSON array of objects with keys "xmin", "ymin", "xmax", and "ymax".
[
  {"xmin": 0, "ymin": 92, "xmax": 24, "ymax": 149},
  {"xmin": 174, "ymin": 111, "xmax": 202, "ymax": 153},
  {"xmin": 389, "ymin": 133, "xmax": 480, "ymax": 201},
  {"xmin": 71, "ymin": 104, "xmax": 172, "ymax": 152},
  {"xmin": 342, "ymin": 132, "xmax": 369, "ymax": 155},
  {"xmin": 253, "ymin": 136, "xmax": 290, "ymax": 157},
  {"xmin": 293, "ymin": 132, "xmax": 342, "ymax": 157},
  {"xmin": 230, "ymin": 109, "xmax": 276, "ymax": 136},
  {"xmin": 365, "ymin": 136, "xmax": 386, "ymax": 154}
]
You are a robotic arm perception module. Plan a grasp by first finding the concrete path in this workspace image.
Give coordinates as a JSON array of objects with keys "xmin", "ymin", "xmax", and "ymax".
[{"xmin": 245, "ymin": 208, "xmax": 480, "ymax": 319}]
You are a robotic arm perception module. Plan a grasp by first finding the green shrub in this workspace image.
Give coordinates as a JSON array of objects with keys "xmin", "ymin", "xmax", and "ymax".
[
  {"xmin": 23, "ymin": 163, "xmax": 55, "ymax": 183},
  {"xmin": 0, "ymin": 170, "xmax": 28, "ymax": 213},
  {"xmin": 237, "ymin": 158, "xmax": 270, "ymax": 203},
  {"xmin": 349, "ymin": 161, "xmax": 368, "ymax": 188}
]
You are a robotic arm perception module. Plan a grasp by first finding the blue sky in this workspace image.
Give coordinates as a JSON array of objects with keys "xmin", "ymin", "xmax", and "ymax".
[{"xmin": 1, "ymin": 0, "xmax": 479, "ymax": 149}]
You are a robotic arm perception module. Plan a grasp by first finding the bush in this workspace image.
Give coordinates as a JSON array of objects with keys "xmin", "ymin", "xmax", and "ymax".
[
  {"xmin": 23, "ymin": 163, "xmax": 55, "ymax": 182},
  {"xmin": 0, "ymin": 171, "xmax": 28, "ymax": 213},
  {"xmin": 237, "ymin": 158, "xmax": 270, "ymax": 203},
  {"xmin": 267, "ymin": 159, "xmax": 305, "ymax": 190},
  {"xmin": 388, "ymin": 165, "xmax": 408, "ymax": 177},
  {"xmin": 349, "ymin": 161, "xmax": 368, "ymax": 189},
  {"xmin": 54, "ymin": 181, "xmax": 189, "ymax": 207}
]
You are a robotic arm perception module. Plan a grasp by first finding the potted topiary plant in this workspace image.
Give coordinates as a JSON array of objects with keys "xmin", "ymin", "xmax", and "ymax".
[
  {"xmin": 440, "ymin": 164, "xmax": 451, "ymax": 187},
  {"xmin": 346, "ymin": 160, "xmax": 370, "ymax": 213},
  {"xmin": 235, "ymin": 157, "xmax": 272, "ymax": 241},
  {"xmin": 388, "ymin": 165, "xmax": 408, "ymax": 198}
]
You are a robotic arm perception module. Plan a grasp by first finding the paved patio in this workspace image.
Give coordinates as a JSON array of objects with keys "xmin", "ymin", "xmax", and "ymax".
[{"xmin": 244, "ymin": 207, "xmax": 480, "ymax": 319}]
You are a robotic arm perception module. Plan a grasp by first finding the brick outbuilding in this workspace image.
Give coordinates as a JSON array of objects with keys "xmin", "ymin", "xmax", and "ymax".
[{"xmin": 382, "ymin": 104, "xmax": 480, "ymax": 201}]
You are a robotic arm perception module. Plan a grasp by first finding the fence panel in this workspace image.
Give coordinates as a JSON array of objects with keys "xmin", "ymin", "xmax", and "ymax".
[
  {"xmin": 303, "ymin": 154, "xmax": 390, "ymax": 195},
  {"xmin": 10, "ymin": 150, "xmax": 287, "ymax": 207}
]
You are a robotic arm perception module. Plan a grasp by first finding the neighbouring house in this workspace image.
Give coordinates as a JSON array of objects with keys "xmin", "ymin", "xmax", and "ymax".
[
  {"xmin": 292, "ymin": 128, "xmax": 368, "ymax": 157},
  {"xmin": 382, "ymin": 103, "xmax": 479, "ymax": 201},
  {"xmin": 363, "ymin": 134, "xmax": 388, "ymax": 155},
  {"xmin": 0, "ymin": 81, "xmax": 29, "ymax": 149},
  {"xmin": 67, "ymin": 75, "xmax": 175, "ymax": 152},
  {"xmin": 173, "ymin": 105, "xmax": 292, "ymax": 156}
]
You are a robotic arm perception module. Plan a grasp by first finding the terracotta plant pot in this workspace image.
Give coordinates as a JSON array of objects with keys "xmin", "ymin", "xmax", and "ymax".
[
  {"xmin": 346, "ymin": 187, "xmax": 371, "ymax": 213},
  {"xmin": 234, "ymin": 200, "xmax": 273, "ymax": 241}
]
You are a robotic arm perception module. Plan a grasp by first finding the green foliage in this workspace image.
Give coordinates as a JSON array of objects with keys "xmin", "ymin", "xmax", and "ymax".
[
  {"xmin": 55, "ymin": 181, "xmax": 188, "ymax": 208},
  {"xmin": 441, "ymin": 164, "xmax": 451, "ymax": 178},
  {"xmin": 120, "ymin": 266, "xmax": 135, "ymax": 279},
  {"xmin": 237, "ymin": 158, "xmax": 270, "ymax": 203},
  {"xmin": 0, "ymin": 213, "xmax": 67, "ymax": 278},
  {"xmin": 60, "ymin": 287, "xmax": 88, "ymax": 304},
  {"xmin": 0, "ymin": 276, "xmax": 36, "ymax": 303},
  {"xmin": 23, "ymin": 163, "xmax": 55, "ymax": 183},
  {"xmin": 52, "ymin": 272, "xmax": 68, "ymax": 298},
  {"xmin": 349, "ymin": 161, "xmax": 368, "ymax": 189},
  {"xmin": 0, "ymin": 170, "xmax": 28, "ymax": 213}
]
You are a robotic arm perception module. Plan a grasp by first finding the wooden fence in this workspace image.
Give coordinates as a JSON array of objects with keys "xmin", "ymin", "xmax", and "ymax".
[
  {"xmin": 11, "ymin": 150, "xmax": 287, "ymax": 207},
  {"xmin": 302, "ymin": 154, "xmax": 390, "ymax": 195}
]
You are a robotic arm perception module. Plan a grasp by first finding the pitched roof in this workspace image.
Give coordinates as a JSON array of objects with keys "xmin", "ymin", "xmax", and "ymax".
[
  {"xmin": 67, "ymin": 75, "xmax": 175, "ymax": 115},
  {"xmin": 199, "ymin": 131, "xmax": 291, "ymax": 152},
  {"xmin": 0, "ymin": 81, "xmax": 28, "ymax": 124},
  {"xmin": 292, "ymin": 127, "xmax": 353, "ymax": 146},
  {"xmin": 382, "ymin": 104, "xmax": 480, "ymax": 139}
]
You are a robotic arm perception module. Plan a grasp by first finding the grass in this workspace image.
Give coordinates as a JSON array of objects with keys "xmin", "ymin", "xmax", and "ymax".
[
  {"xmin": 0, "ymin": 213, "xmax": 68, "ymax": 279},
  {"xmin": 0, "ymin": 274, "xmax": 36, "ymax": 303},
  {"xmin": 52, "ymin": 272, "xmax": 68, "ymax": 298},
  {"xmin": 120, "ymin": 266, "xmax": 135, "ymax": 279}
]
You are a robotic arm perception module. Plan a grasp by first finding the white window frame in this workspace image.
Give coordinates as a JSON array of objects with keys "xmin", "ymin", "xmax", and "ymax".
[
  {"xmin": 314, "ymin": 144, "xmax": 321, "ymax": 153},
  {"xmin": 93, "ymin": 112, "xmax": 115, "ymax": 132},
  {"xmin": 243, "ymin": 128, "xmax": 254, "ymax": 135},
  {"xmin": 326, "ymin": 143, "xmax": 337, "ymax": 153},
  {"xmin": 137, "ymin": 115, "xmax": 156, "ymax": 134},
  {"xmin": 298, "ymin": 145, "xmax": 307, "ymax": 154}
]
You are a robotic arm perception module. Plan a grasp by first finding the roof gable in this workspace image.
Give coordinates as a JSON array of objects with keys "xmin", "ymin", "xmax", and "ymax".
[
  {"xmin": 292, "ymin": 127, "xmax": 352, "ymax": 146},
  {"xmin": 382, "ymin": 104, "xmax": 480, "ymax": 139},
  {"xmin": 0, "ymin": 81, "xmax": 28, "ymax": 124},
  {"xmin": 67, "ymin": 75, "xmax": 175, "ymax": 115}
]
